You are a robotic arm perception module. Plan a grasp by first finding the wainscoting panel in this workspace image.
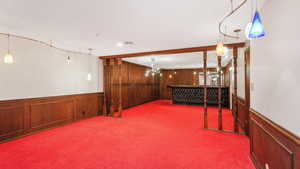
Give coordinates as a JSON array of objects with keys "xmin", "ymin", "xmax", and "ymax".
[
  {"xmin": 29, "ymin": 99, "xmax": 75, "ymax": 131},
  {"xmin": 250, "ymin": 109, "xmax": 300, "ymax": 169},
  {"xmin": 0, "ymin": 100, "xmax": 25, "ymax": 140},
  {"xmin": 0, "ymin": 93, "xmax": 103, "ymax": 142},
  {"xmin": 237, "ymin": 96, "xmax": 248, "ymax": 134}
]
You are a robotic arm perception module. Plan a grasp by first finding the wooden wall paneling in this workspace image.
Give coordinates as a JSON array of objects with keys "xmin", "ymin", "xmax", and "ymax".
[
  {"xmin": 0, "ymin": 100, "xmax": 25, "ymax": 140},
  {"xmin": 217, "ymin": 55, "xmax": 223, "ymax": 131},
  {"xmin": 203, "ymin": 51, "xmax": 208, "ymax": 129},
  {"xmin": 112, "ymin": 61, "xmax": 159, "ymax": 109},
  {"xmin": 0, "ymin": 93, "xmax": 103, "ymax": 142},
  {"xmin": 28, "ymin": 97, "xmax": 75, "ymax": 131},
  {"xmin": 159, "ymin": 68, "xmax": 219, "ymax": 100},
  {"xmin": 236, "ymin": 96, "xmax": 248, "ymax": 134},
  {"xmin": 250, "ymin": 109, "xmax": 300, "ymax": 169},
  {"xmin": 233, "ymin": 47, "xmax": 239, "ymax": 133}
]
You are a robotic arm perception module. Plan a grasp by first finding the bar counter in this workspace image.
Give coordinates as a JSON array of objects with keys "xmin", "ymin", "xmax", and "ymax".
[{"xmin": 167, "ymin": 85, "xmax": 229, "ymax": 108}]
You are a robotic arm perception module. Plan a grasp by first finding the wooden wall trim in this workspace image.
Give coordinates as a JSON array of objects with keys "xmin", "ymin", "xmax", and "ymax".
[
  {"xmin": 0, "ymin": 92, "xmax": 104, "ymax": 143},
  {"xmin": 99, "ymin": 42, "xmax": 245, "ymax": 59},
  {"xmin": 232, "ymin": 95, "xmax": 249, "ymax": 135},
  {"xmin": 250, "ymin": 109, "xmax": 300, "ymax": 169}
]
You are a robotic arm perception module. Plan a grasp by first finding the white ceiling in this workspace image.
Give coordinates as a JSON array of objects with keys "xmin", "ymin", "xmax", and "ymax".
[
  {"xmin": 0, "ymin": 0, "xmax": 266, "ymax": 56},
  {"xmin": 123, "ymin": 50, "xmax": 233, "ymax": 69}
]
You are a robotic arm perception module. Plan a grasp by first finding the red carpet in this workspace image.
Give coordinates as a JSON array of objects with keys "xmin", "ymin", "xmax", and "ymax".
[{"xmin": 0, "ymin": 100, "xmax": 254, "ymax": 169}]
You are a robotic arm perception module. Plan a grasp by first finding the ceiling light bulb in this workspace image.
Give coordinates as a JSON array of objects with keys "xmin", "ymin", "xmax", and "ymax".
[
  {"xmin": 216, "ymin": 42, "xmax": 226, "ymax": 56},
  {"xmin": 4, "ymin": 53, "xmax": 14, "ymax": 64},
  {"xmin": 117, "ymin": 42, "xmax": 124, "ymax": 47}
]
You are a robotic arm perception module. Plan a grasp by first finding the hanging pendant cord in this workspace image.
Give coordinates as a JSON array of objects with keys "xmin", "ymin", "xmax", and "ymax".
[{"xmin": 219, "ymin": 0, "xmax": 248, "ymax": 39}]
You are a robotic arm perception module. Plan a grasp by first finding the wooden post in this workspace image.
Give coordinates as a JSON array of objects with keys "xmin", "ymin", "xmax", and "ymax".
[
  {"xmin": 233, "ymin": 47, "xmax": 239, "ymax": 133},
  {"xmin": 117, "ymin": 58, "xmax": 123, "ymax": 118},
  {"xmin": 109, "ymin": 59, "xmax": 115, "ymax": 116},
  {"xmin": 217, "ymin": 55, "xmax": 223, "ymax": 131},
  {"xmin": 102, "ymin": 59, "xmax": 108, "ymax": 116},
  {"xmin": 203, "ymin": 51, "xmax": 208, "ymax": 129}
]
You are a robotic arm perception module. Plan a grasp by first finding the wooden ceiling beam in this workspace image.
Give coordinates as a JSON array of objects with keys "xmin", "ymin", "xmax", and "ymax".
[{"xmin": 99, "ymin": 42, "xmax": 245, "ymax": 59}]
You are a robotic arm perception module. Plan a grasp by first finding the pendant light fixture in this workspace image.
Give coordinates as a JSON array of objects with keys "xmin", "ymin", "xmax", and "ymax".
[
  {"xmin": 3, "ymin": 34, "xmax": 14, "ymax": 64},
  {"xmin": 248, "ymin": 10, "xmax": 265, "ymax": 38},
  {"xmin": 246, "ymin": 0, "xmax": 265, "ymax": 39},
  {"xmin": 216, "ymin": 0, "xmax": 246, "ymax": 56},
  {"xmin": 216, "ymin": 42, "xmax": 226, "ymax": 56}
]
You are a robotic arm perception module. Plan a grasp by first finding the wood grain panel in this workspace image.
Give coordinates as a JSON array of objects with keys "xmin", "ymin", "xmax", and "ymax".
[
  {"xmin": 0, "ymin": 100, "xmax": 25, "ymax": 140},
  {"xmin": 29, "ymin": 99, "xmax": 75, "ymax": 131},
  {"xmin": 236, "ymin": 96, "xmax": 249, "ymax": 134},
  {"xmin": 0, "ymin": 92, "xmax": 103, "ymax": 142},
  {"xmin": 159, "ymin": 68, "xmax": 220, "ymax": 99},
  {"xmin": 250, "ymin": 109, "xmax": 300, "ymax": 169},
  {"xmin": 109, "ymin": 61, "xmax": 159, "ymax": 110}
]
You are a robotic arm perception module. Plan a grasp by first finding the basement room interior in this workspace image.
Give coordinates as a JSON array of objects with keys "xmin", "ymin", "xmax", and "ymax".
[{"xmin": 0, "ymin": 0, "xmax": 299, "ymax": 169}]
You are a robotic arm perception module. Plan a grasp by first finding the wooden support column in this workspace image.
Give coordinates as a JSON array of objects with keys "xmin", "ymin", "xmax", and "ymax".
[
  {"xmin": 102, "ymin": 59, "xmax": 109, "ymax": 116},
  {"xmin": 217, "ymin": 55, "xmax": 223, "ymax": 130},
  {"xmin": 117, "ymin": 58, "xmax": 123, "ymax": 118},
  {"xmin": 203, "ymin": 51, "xmax": 208, "ymax": 129},
  {"xmin": 233, "ymin": 47, "xmax": 239, "ymax": 133},
  {"xmin": 109, "ymin": 59, "xmax": 115, "ymax": 116}
]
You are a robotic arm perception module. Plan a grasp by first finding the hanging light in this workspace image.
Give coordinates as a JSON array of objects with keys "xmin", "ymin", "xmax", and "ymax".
[
  {"xmin": 216, "ymin": 42, "xmax": 226, "ymax": 56},
  {"xmin": 145, "ymin": 58, "xmax": 161, "ymax": 76},
  {"xmin": 248, "ymin": 10, "xmax": 265, "ymax": 39},
  {"xmin": 4, "ymin": 34, "xmax": 14, "ymax": 64}
]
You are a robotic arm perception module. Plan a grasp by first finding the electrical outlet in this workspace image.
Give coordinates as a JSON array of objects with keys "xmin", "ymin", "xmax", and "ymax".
[{"xmin": 265, "ymin": 163, "xmax": 269, "ymax": 169}]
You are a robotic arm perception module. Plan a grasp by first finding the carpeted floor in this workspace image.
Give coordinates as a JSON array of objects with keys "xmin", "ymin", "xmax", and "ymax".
[{"xmin": 0, "ymin": 100, "xmax": 254, "ymax": 169}]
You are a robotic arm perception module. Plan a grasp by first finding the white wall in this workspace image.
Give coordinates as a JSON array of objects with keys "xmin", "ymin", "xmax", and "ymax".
[
  {"xmin": 0, "ymin": 34, "xmax": 103, "ymax": 100},
  {"xmin": 250, "ymin": 0, "xmax": 300, "ymax": 136}
]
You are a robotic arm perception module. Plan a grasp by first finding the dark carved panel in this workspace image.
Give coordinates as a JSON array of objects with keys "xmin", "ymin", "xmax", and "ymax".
[{"xmin": 169, "ymin": 86, "xmax": 229, "ymax": 108}]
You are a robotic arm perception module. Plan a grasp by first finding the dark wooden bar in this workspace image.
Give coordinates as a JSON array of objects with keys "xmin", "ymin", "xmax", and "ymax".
[{"xmin": 168, "ymin": 85, "xmax": 229, "ymax": 108}]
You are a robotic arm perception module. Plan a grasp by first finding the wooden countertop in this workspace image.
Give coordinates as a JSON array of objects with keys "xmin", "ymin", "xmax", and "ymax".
[{"xmin": 167, "ymin": 85, "xmax": 229, "ymax": 88}]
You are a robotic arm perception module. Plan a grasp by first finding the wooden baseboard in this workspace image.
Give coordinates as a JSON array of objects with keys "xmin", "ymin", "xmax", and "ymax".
[
  {"xmin": 0, "ymin": 92, "xmax": 104, "ymax": 143},
  {"xmin": 250, "ymin": 109, "xmax": 300, "ymax": 169}
]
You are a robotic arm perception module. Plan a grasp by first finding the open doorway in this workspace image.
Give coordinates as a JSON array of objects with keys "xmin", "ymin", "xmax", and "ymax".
[{"xmin": 101, "ymin": 43, "xmax": 247, "ymax": 133}]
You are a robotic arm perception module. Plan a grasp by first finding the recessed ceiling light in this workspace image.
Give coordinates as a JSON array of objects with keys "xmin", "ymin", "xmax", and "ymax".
[
  {"xmin": 117, "ymin": 41, "xmax": 134, "ymax": 47},
  {"xmin": 117, "ymin": 42, "xmax": 124, "ymax": 47}
]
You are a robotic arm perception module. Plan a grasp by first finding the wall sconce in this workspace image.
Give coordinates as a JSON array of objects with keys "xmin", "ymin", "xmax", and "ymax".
[
  {"xmin": 87, "ymin": 73, "xmax": 92, "ymax": 81},
  {"xmin": 169, "ymin": 74, "xmax": 173, "ymax": 79},
  {"xmin": 66, "ymin": 56, "xmax": 71, "ymax": 64}
]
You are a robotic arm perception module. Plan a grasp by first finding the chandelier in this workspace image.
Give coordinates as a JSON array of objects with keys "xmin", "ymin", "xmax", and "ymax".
[{"xmin": 145, "ymin": 58, "xmax": 161, "ymax": 77}]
